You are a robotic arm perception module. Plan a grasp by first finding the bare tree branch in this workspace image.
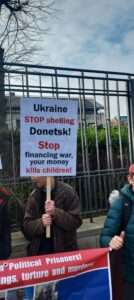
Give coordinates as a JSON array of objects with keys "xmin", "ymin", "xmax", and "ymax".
[{"xmin": 0, "ymin": 0, "xmax": 59, "ymax": 63}]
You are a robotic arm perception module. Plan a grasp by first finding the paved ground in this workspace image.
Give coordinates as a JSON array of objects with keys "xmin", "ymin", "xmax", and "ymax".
[{"xmin": 78, "ymin": 215, "xmax": 106, "ymax": 232}]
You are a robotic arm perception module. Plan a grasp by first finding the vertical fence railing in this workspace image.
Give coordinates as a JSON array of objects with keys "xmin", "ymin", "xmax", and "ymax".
[
  {"xmin": 129, "ymin": 80, "xmax": 134, "ymax": 162},
  {"xmin": 1, "ymin": 63, "xmax": 134, "ymax": 225}
]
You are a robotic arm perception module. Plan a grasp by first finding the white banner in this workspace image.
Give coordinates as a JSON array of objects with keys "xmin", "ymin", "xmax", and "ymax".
[{"xmin": 20, "ymin": 98, "xmax": 78, "ymax": 176}]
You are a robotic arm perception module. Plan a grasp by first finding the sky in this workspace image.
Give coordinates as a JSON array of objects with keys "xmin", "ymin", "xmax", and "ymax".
[
  {"xmin": 43, "ymin": 0, "xmax": 134, "ymax": 73},
  {"xmin": 1, "ymin": 0, "xmax": 133, "ymax": 118}
]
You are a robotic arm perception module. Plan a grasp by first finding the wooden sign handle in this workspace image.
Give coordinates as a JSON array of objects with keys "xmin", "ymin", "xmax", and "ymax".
[{"xmin": 46, "ymin": 176, "xmax": 51, "ymax": 238}]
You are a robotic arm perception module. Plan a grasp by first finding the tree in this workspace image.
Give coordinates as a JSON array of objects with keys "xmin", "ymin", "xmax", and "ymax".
[
  {"xmin": 0, "ymin": 0, "xmax": 58, "ymax": 63},
  {"xmin": 0, "ymin": 1, "xmax": 58, "ymax": 128}
]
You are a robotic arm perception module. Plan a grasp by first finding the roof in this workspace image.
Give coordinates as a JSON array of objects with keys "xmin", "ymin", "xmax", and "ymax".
[
  {"xmin": 84, "ymin": 98, "xmax": 104, "ymax": 110},
  {"xmin": 5, "ymin": 94, "xmax": 104, "ymax": 110}
]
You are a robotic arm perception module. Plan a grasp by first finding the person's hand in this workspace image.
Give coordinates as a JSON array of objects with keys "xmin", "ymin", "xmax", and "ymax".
[
  {"xmin": 109, "ymin": 231, "xmax": 125, "ymax": 250},
  {"xmin": 42, "ymin": 214, "xmax": 52, "ymax": 226},
  {"xmin": 45, "ymin": 200, "xmax": 56, "ymax": 216}
]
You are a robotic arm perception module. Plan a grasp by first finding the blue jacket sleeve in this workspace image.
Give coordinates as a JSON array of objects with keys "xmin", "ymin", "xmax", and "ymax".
[{"xmin": 100, "ymin": 196, "xmax": 123, "ymax": 247}]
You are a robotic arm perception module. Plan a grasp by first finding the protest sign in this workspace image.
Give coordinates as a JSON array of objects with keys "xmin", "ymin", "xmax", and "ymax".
[
  {"xmin": 0, "ymin": 248, "xmax": 112, "ymax": 299},
  {"xmin": 20, "ymin": 98, "xmax": 78, "ymax": 177}
]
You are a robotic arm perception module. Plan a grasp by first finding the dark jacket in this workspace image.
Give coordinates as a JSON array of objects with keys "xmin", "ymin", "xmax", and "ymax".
[
  {"xmin": 23, "ymin": 179, "xmax": 82, "ymax": 256},
  {"xmin": 100, "ymin": 184, "xmax": 134, "ymax": 283},
  {"xmin": 0, "ymin": 187, "xmax": 11, "ymax": 260}
]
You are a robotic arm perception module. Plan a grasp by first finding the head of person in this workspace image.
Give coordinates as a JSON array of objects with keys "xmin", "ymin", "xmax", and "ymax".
[
  {"xmin": 42, "ymin": 285, "xmax": 52, "ymax": 298},
  {"xmin": 31, "ymin": 176, "xmax": 55, "ymax": 189},
  {"xmin": 128, "ymin": 164, "xmax": 134, "ymax": 190},
  {"xmin": 16, "ymin": 288, "xmax": 24, "ymax": 300}
]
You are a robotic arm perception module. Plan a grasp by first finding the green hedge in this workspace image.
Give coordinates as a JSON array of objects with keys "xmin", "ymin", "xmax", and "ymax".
[{"xmin": 0, "ymin": 125, "xmax": 129, "ymax": 177}]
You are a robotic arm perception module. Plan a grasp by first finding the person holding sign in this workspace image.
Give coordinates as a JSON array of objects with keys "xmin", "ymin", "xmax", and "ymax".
[
  {"xmin": 0, "ymin": 187, "xmax": 11, "ymax": 259},
  {"xmin": 23, "ymin": 176, "xmax": 82, "ymax": 256}
]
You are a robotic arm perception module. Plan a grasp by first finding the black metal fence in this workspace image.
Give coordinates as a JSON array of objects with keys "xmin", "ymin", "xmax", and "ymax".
[
  {"xmin": 0, "ymin": 60, "xmax": 134, "ymax": 228},
  {"xmin": 0, "ymin": 168, "xmax": 128, "ymax": 228}
]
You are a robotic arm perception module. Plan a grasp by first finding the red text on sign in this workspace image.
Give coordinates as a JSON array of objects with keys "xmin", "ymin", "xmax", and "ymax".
[
  {"xmin": 38, "ymin": 141, "xmax": 60, "ymax": 151},
  {"xmin": 25, "ymin": 116, "xmax": 45, "ymax": 123}
]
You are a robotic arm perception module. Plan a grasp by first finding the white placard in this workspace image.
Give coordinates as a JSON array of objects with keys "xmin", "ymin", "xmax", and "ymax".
[
  {"xmin": 20, "ymin": 98, "xmax": 78, "ymax": 176},
  {"xmin": 0, "ymin": 156, "xmax": 2, "ymax": 170}
]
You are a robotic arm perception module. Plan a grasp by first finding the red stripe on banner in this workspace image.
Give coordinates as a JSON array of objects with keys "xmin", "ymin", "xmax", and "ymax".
[{"xmin": 0, "ymin": 248, "xmax": 109, "ymax": 291}]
